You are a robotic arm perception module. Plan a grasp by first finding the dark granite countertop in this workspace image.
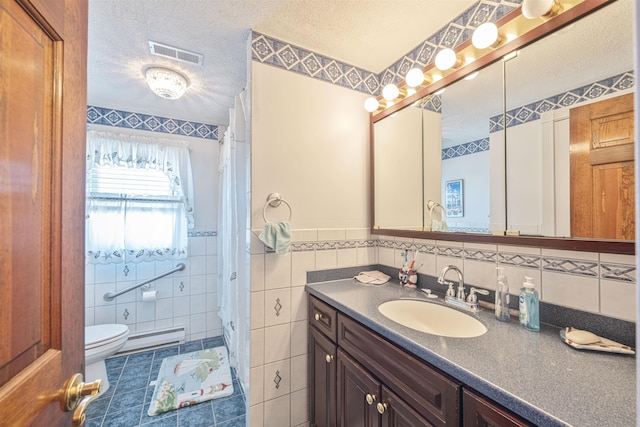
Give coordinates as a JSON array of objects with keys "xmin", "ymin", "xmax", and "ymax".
[{"xmin": 306, "ymin": 279, "xmax": 636, "ymax": 427}]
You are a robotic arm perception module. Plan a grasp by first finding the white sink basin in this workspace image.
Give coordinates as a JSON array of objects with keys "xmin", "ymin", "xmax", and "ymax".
[{"xmin": 378, "ymin": 299, "xmax": 488, "ymax": 338}]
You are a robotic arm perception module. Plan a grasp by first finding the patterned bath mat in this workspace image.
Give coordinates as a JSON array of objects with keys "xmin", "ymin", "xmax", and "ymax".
[{"xmin": 148, "ymin": 346, "xmax": 234, "ymax": 416}]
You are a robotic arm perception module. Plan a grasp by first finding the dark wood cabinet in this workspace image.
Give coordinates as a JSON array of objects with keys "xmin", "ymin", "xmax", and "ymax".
[
  {"xmin": 309, "ymin": 294, "xmax": 531, "ymax": 427},
  {"xmin": 463, "ymin": 389, "xmax": 532, "ymax": 427}
]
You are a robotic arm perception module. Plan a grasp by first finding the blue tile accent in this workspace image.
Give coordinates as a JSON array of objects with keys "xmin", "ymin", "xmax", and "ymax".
[
  {"xmin": 216, "ymin": 415, "xmax": 246, "ymax": 427},
  {"xmin": 211, "ymin": 394, "xmax": 246, "ymax": 424},
  {"xmin": 87, "ymin": 106, "xmax": 219, "ymax": 141},
  {"xmin": 175, "ymin": 402, "xmax": 215, "ymax": 427},
  {"xmin": 442, "ymin": 138, "xmax": 490, "ymax": 160},
  {"xmin": 252, "ymin": 1, "xmax": 518, "ymax": 95},
  {"xmin": 188, "ymin": 231, "xmax": 217, "ymax": 238},
  {"xmin": 490, "ymin": 71, "xmax": 635, "ymax": 130}
]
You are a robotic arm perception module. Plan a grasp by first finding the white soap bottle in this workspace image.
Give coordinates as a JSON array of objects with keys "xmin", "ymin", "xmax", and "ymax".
[
  {"xmin": 519, "ymin": 277, "xmax": 540, "ymax": 331},
  {"xmin": 495, "ymin": 267, "xmax": 510, "ymax": 322}
]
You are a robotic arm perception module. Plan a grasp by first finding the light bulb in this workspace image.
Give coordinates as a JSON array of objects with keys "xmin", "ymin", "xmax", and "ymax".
[
  {"xmin": 382, "ymin": 84, "xmax": 400, "ymax": 101},
  {"xmin": 435, "ymin": 48, "xmax": 461, "ymax": 71},
  {"xmin": 405, "ymin": 68, "xmax": 425, "ymax": 87},
  {"xmin": 472, "ymin": 22, "xmax": 501, "ymax": 49},
  {"xmin": 364, "ymin": 97, "xmax": 380, "ymax": 112},
  {"xmin": 464, "ymin": 72, "xmax": 479, "ymax": 80},
  {"xmin": 522, "ymin": 0, "xmax": 560, "ymax": 19}
]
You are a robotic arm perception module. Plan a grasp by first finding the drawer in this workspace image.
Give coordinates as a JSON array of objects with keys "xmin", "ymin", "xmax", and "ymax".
[
  {"xmin": 338, "ymin": 313, "xmax": 460, "ymax": 427},
  {"xmin": 309, "ymin": 295, "xmax": 338, "ymax": 342}
]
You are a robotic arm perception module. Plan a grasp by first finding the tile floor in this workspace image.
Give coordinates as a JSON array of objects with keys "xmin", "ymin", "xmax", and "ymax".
[{"xmin": 86, "ymin": 336, "xmax": 246, "ymax": 427}]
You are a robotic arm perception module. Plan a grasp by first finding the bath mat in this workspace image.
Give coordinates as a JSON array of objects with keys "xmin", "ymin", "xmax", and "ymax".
[{"xmin": 147, "ymin": 346, "xmax": 234, "ymax": 416}]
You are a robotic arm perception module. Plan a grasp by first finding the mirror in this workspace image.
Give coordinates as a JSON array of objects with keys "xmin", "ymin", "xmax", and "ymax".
[{"xmin": 372, "ymin": 0, "xmax": 635, "ymax": 251}]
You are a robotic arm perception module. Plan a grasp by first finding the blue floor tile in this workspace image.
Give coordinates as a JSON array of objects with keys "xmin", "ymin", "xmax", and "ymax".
[{"xmin": 91, "ymin": 336, "xmax": 243, "ymax": 427}]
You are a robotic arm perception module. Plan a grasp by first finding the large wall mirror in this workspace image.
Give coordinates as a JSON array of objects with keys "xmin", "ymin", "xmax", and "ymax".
[{"xmin": 372, "ymin": 0, "xmax": 635, "ymax": 253}]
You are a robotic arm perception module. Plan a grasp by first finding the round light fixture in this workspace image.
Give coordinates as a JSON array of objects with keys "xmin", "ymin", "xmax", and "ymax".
[
  {"xmin": 145, "ymin": 67, "xmax": 189, "ymax": 100},
  {"xmin": 435, "ymin": 48, "xmax": 461, "ymax": 71},
  {"xmin": 364, "ymin": 97, "xmax": 380, "ymax": 112},
  {"xmin": 472, "ymin": 22, "xmax": 501, "ymax": 49},
  {"xmin": 382, "ymin": 84, "xmax": 400, "ymax": 101},
  {"xmin": 405, "ymin": 68, "xmax": 426, "ymax": 87},
  {"xmin": 522, "ymin": 0, "xmax": 560, "ymax": 19}
]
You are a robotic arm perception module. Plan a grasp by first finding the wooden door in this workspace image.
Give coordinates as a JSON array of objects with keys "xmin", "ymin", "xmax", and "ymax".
[
  {"xmin": 0, "ymin": 0, "xmax": 88, "ymax": 425},
  {"xmin": 309, "ymin": 325, "xmax": 337, "ymax": 427},
  {"xmin": 379, "ymin": 386, "xmax": 435, "ymax": 427},
  {"xmin": 337, "ymin": 349, "xmax": 379, "ymax": 427},
  {"xmin": 570, "ymin": 93, "xmax": 635, "ymax": 239}
]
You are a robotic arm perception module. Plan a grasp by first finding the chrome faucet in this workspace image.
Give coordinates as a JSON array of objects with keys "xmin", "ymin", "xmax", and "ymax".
[
  {"xmin": 437, "ymin": 265, "xmax": 488, "ymax": 312},
  {"xmin": 437, "ymin": 265, "xmax": 465, "ymax": 300}
]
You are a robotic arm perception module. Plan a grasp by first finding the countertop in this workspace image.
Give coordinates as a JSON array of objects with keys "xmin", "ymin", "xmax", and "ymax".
[{"xmin": 306, "ymin": 279, "xmax": 636, "ymax": 427}]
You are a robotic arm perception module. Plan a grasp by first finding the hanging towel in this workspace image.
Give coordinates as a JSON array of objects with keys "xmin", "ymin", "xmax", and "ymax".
[{"xmin": 259, "ymin": 221, "xmax": 291, "ymax": 254}]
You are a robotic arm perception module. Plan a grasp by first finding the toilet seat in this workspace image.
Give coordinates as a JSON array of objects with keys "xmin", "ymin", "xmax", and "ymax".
[{"xmin": 85, "ymin": 324, "xmax": 129, "ymax": 350}]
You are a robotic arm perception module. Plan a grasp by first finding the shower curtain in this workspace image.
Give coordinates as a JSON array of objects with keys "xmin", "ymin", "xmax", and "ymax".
[{"xmin": 217, "ymin": 92, "xmax": 247, "ymax": 370}]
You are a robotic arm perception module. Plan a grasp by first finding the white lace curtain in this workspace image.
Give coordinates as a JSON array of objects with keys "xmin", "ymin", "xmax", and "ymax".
[{"xmin": 85, "ymin": 131, "xmax": 195, "ymax": 264}]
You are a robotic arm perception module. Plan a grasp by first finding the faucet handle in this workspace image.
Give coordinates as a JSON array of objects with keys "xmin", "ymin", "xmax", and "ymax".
[
  {"xmin": 467, "ymin": 287, "xmax": 490, "ymax": 303},
  {"xmin": 444, "ymin": 282, "xmax": 456, "ymax": 297}
]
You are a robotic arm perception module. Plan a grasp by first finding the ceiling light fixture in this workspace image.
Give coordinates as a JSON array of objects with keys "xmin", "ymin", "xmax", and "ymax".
[
  {"xmin": 435, "ymin": 48, "xmax": 463, "ymax": 71},
  {"xmin": 521, "ymin": 0, "xmax": 562, "ymax": 19},
  {"xmin": 145, "ymin": 67, "xmax": 189, "ymax": 100},
  {"xmin": 472, "ymin": 22, "xmax": 502, "ymax": 49}
]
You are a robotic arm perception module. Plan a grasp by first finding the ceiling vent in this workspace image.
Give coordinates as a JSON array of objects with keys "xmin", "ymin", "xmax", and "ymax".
[{"xmin": 148, "ymin": 41, "xmax": 203, "ymax": 66}]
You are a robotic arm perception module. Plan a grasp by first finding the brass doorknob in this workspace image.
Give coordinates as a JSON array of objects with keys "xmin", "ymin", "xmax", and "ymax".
[
  {"xmin": 325, "ymin": 354, "xmax": 334, "ymax": 363},
  {"xmin": 365, "ymin": 393, "xmax": 377, "ymax": 405},
  {"xmin": 377, "ymin": 402, "xmax": 388, "ymax": 414},
  {"xmin": 61, "ymin": 373, "xmax": 102, "ymax": 426}
]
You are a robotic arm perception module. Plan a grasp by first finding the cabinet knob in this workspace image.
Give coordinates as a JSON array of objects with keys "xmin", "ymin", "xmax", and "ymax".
[
  {"xmin": 325, "ymin": 354, "xmax": 334, "ymax": 363},
  {"xmin": 314, "ymin": 313, "xmax": 323, "ymax": 321},
  {"xmin": 376, "ymin": 402, "xmax": 388, "ymax": 414},
  {"xmin": 365, "ymin": 393, "xmax": 377, "ymax": 405}
]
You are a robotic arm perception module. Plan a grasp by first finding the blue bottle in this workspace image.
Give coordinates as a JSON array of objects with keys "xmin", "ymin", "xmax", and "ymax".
[{"xmin": 519, "ymin": 277, "xmax": 540, "ymax": 331}]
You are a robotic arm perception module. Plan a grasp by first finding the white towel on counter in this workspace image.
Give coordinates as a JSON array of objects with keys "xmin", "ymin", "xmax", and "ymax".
[{"xmin": 354, "ymin": 270, "xmax": 390, "ymax": 285}]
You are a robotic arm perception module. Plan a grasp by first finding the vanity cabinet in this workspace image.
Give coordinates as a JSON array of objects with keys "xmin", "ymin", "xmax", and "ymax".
[{"xmin": 309, "ymin": 294, "xmax": 533, "ymax": 427}]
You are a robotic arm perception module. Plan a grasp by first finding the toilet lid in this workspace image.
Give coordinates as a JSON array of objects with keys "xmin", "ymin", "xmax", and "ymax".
[{"xmin": 86, "ymin": 324, "xmax": 129, "ymax": 348}]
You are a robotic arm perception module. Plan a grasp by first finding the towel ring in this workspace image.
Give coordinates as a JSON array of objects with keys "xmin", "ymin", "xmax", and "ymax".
[{"xmin": 263, "ymin": 192, "xmax": 292, "ymax": 222}]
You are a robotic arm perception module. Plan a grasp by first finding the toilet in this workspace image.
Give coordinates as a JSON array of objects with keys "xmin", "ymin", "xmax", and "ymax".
[{"xmin": 85, "ymin": 324, "xmax": 129, "ymax": 393}]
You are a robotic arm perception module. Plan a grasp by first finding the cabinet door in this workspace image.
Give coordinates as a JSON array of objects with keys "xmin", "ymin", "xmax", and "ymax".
[
  {"xmin": 309, "ymin": 325, "xmax": 337, "ymax": 427},
  {"xmin": 380, "ymin": 386, "xmax": 436, "ymax": 427},
  {"xmin": 337, "ymin": 349, "xmax": 380, "ymax": 427},
  {"xmin": 463, "ymin": 389, "xmax": 533, "ymax": 427}
]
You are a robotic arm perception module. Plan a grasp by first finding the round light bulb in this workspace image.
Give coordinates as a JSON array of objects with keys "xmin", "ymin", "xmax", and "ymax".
[
  {"xmin": 522, "ymin": 0, "xmax": 558, "ymax": 19},
  {"xmin": 405, "ymin": 68, "xmax": 425, "ymax": 87},
  {"xmin": 434, "ymin": 88, "xmax": 446, "ymax": 96},
  {"xmin": 464, "ymin": 71, "xmax": 479, "ymax": 81},
  {"xmin": 472, "ymin": 22, "xmax": 500, "ymax": 49},
  {"xmin": 382, "ymin": 84, "xmax": 400, "ymax": 101},
  {"xmin": 435, "ymin": 48, "xmax": 459, "ymax": 71},
  {"xmin": 364, "ymin": 97, "xmax": 380, "ymax": 112}
]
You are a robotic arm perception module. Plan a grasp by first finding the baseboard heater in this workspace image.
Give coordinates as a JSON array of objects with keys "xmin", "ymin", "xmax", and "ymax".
[{"xmin": 118, "ymin": 325, "xmax": 186, "ymax": 354}]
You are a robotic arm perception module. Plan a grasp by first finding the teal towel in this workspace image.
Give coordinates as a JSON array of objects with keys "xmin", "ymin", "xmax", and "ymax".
[{"xmin": 259, "ymin": 221, "xmax": 291, "ymax": 254}]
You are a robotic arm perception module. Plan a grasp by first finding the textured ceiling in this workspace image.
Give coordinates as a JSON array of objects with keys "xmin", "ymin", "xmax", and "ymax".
[{"xmin": 87, "ymin": 0, "xmax": 476, "ymax": 126}]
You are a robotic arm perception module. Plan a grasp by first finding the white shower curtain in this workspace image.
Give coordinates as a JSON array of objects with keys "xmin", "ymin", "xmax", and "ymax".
[{"xmin": 217, "ymin": 90, "xmax": 249, "ymax": 371}]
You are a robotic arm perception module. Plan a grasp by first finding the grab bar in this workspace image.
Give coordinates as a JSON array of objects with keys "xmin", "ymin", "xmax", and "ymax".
[{"xmin": 103, "ymin": 263, "xmax": 186, "ymax": 301}]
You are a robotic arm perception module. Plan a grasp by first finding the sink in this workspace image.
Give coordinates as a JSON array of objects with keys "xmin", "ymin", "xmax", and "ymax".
[{"xmin": 378, "ymin": 299, "xmax": 488, "ymax": 338}]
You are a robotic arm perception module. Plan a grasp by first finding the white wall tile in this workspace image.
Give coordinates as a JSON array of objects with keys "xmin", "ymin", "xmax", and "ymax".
[
  {"xmin": 190, "ymin": 236, "xmax": 207, "ymax": 256},
  {"xmin": 251, "ymin": 329, "xmax": 265, "ymax": 368},
  {"xmin": 290, "ymin": 388, "xmax": 308, "ymax": 427},
  {"xmin": 345, "ymin": 228, "xmax": 370, "ymax": 240},
  {"xmin": 136, "ymin": 301, "xmax": 156, "ymax": 323},
  {"xmin": 251, "ymin": 291, "xmax": 265, "ymax": 330},
  {"xmin": 501, "ymin": 266, "xmax": 541, "ymax": 297},
  {"xmin": 155, "ymin": 277, "xmax": 174, "ymax": 299},
  {"xmin": 155, "ymin": 298, "xmax": 173, "ymax": 320},
  {"xmin": 190, "ymin": 255, "xmax": 207, "ymax": 276},
  {"xmin": 264, "ymin": 395, "xmax": 290, "ymax": 427},
  {"xmin": 116, "ymin": 303, "xmax": 136, "ymax": 325},
  {"xmin": 114, "ymin": 280, "xmax": 136, "ymax": 304},
  {"xmin": 542, "ymin": 271, "xmax": 599, "ymax": 312},
  {"xmin": 85, "ymin": 285, "xmax": 95, "ymax": 308},
  {"xmin": 85, "ymin": 263, "xmax": 95, "ymax": 284},
  {"xmin": 252, "ymin": 254, "xmax": 266, "ymax": 291},
  {"xmin": 356, "ymin": 247, "xmax": 376, "ymax": 266},
  {"xmin": 290, "ymin": 320, "xmax": 307, "ymax": 358},
  {"xmin": 290, "ymin": 286, "xmax": 308, "ymax": 322},
  {"xmin": 292, "ymin": 229, "xmax": 318, "ymax": 242},
  {"xmin": 190, "ymin": 313, "xmax": 207, "ymax": 334},
  {"xmin": 250, "ymin": 366, "xmax": 265, "ymax": 405},
  {"xmin": 290, "ymin": 354, "xmax": 307, "ymax": 392},
  {"xmin": 291, "ymin": 251, "xmax": 315, "ymax": 286},
  {"xmin": 315, "ymin": 250, "xmax": 337, "ymax": 270},
  {"xmin": 264, "ymin": 288, "xmax": 291, "ymax": 327},
  {"xmin": 206, "ymin": 236, "xmax": 217, "ymax": 255},
  {"xmin": 85, "ymin": 307, "xmax": 95, "ymax": 327},
  {"xmin": 264, "ymin": 324, "xmax": 291, "ymax": 364},
  {"xmin": 337, "ymin": 248, "xmax": 357, "ymax": 267},
  {"xmin": 263, "ymin": 360, "xmax": 291, "ymax": 401},
  {"xmin": 191, "ymin": 276, "xmax": 207, "ymax": 295},
  {"xmin": 94, "ymin": 263, "xmax": 116, "ymax": 284},
  {"xmin": 251, "ymin": 231, "xmax": 266, "ymax": 254},
  {"xmin": 265, "ymin": 253, "xmax": 292, "ymax": 290},
  {"xmin": 94, "ymin": 305, "xmax": 116, "ymax": 325},
  {"xmin": 116, "ymin": 264, "xmax": 135, "ymax": 282},
  {"xmin": 462, "ymin": 259, "xmax": 497, "ymax": 291},
  {"xmin": 206, "ymin": 254, "xmax": 217, "ymax": 276},
  {"xmin": 190, "ymin": 294, "xmax": 207, "ymax": 314},
  {"xmin": 317, "ymin": 229, "xmax": 346, "ymax": 241},
  {"xmin": 174, "ymin": 276, "xmax": 191, "ymax": 296},
  {"xmin": 600, "ymin": 279, "xmax": 636, "ymax": 322},
  {"xmin": 250, "ymin": 403, "xmax": 264, "ymax": 427},
  {"xmin": 600, "ymin": 252, "xmax": 635, "ymax": 265},
  {"xmin": 542, "ymin": 248, "xmax": 599, "ymax": 261},
  {"xmin": 173, "ymin": 295, "xmax": 190, "ymax": 318},
  {"xmin": 378, "ymin": 247, "xmax": 395, "ymax": 267}
]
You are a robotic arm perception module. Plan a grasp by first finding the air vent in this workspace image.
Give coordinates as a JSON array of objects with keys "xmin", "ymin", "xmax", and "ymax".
[{"xmin": 148, "ymin": 41, "xmax": 203, "ymax": 66}]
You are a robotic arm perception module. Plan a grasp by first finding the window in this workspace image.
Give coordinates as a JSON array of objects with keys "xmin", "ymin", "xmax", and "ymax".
[{"xmin": 86, "ymin": 132, "xmax": 194, "ymax": 264}]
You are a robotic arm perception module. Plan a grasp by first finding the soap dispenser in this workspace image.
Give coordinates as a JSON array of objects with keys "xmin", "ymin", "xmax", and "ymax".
[
  {"xmin": 495, "ymin": 267, "xmax": 510, "ymax": 322},
  {"xmin": 519, "ymin": 277, "xmax": 540, "ymax": 331}
]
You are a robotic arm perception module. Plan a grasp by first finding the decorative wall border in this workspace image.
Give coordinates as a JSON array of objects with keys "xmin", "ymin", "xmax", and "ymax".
[
  {"xmin": 87, "ymin": 105, "xmax": 219, "ymax": 140},
  {"xmin": 442, "ymin": 138, "xmax": 490, "ymax": 160},
  {"xmin": 489, "ymin": 71, "xmax": 635, "ymax": 131},
  {"xmin": 188, "ymin": 231, "xmax": 217, "ymax": 238},
  {"xmin": 251, "ymin": 1, "xmax": 520, "ymax": 96}
]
